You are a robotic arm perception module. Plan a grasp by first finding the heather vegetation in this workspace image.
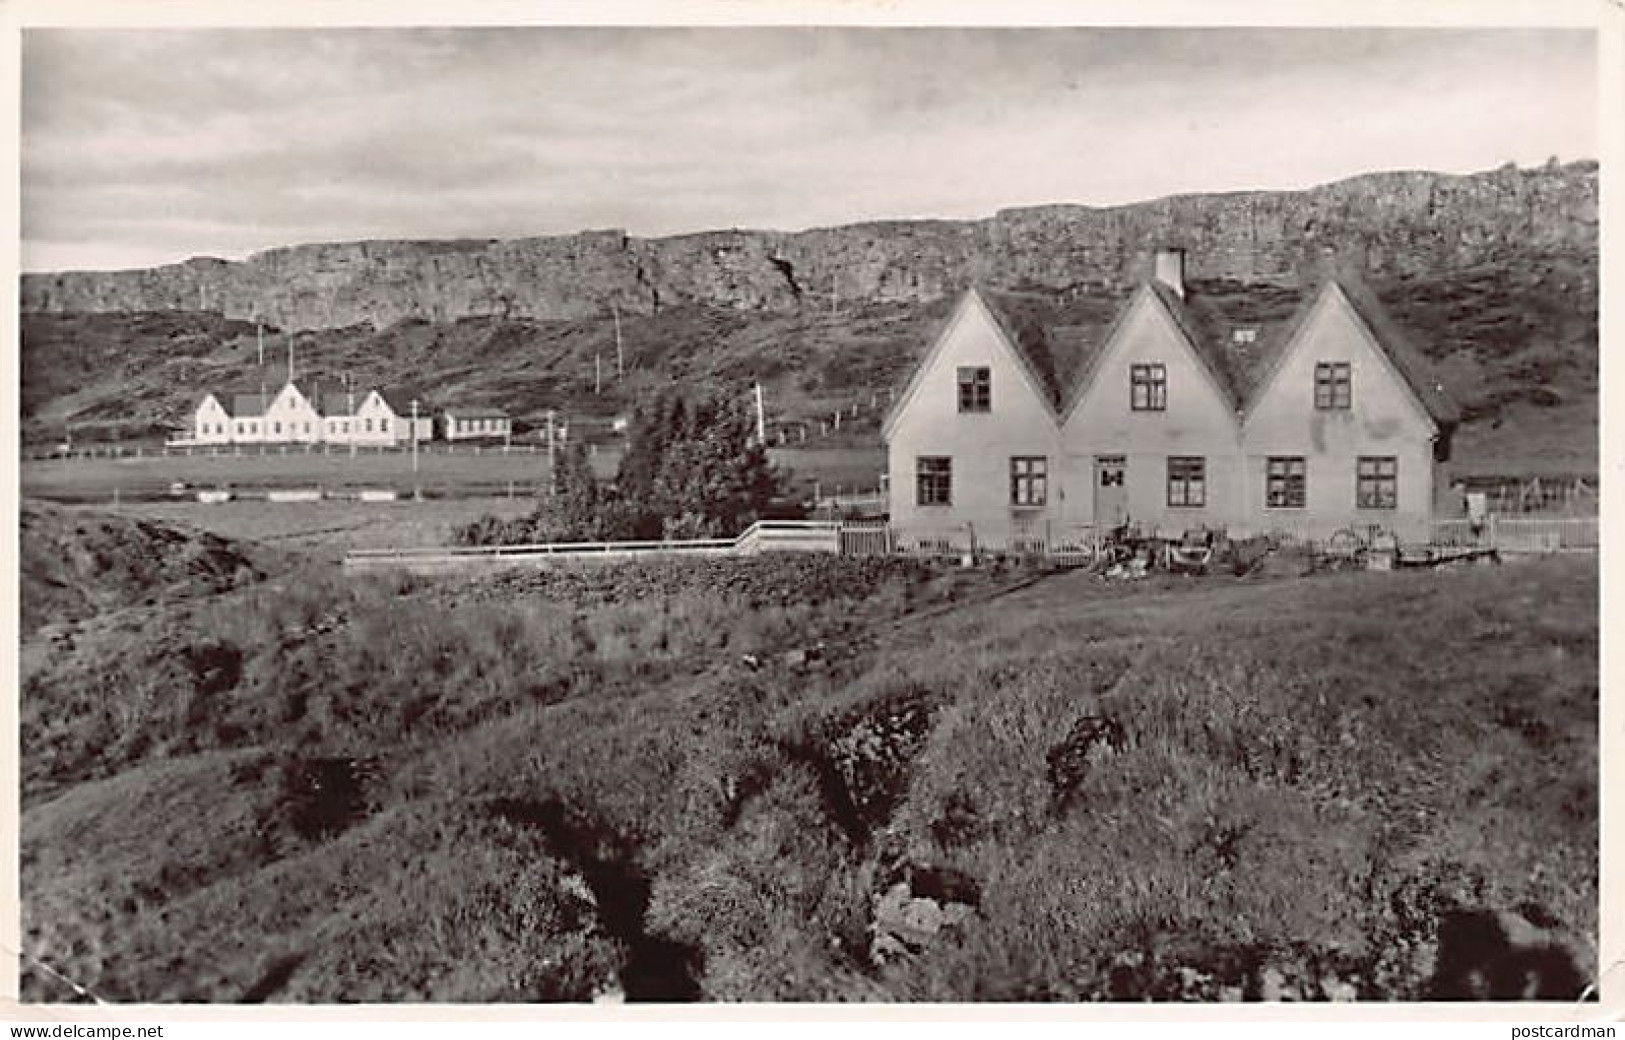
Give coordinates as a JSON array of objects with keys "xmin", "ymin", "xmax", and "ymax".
[{"xmin": 19, "ymin": 507, "xmax": 1597, "ymax": 1003}]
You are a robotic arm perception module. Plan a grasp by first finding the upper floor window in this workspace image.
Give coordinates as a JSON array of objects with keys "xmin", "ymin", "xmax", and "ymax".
[
  {"xmin": 957, "ymin": 367, "xmax": 991, "ymax": 413},
  {"xmin": 1357, "ymin": 456, "xmax": 1398, "ymax": 509},
  {"xmin": 916, "ymin": 456, "xmax": 952, "ymax": 506},
  {"xmin": 1131, "ymin": 363, "xmax": 1167, "ymax": 411},
  {"xmin": 1010, "ymin": 456, "xmax": 1047, "ymax": 507},
  {"xmin": 1266, "ymin": 456, "xmax": 1307, "ymax": 508},
  {"xmin": 1167, "ymin": 456, "xmax": 1206, "ymax": 508},
  {"xmin": 1315, "ymin": 362, "xmax": 1351, "ymax": 409}
]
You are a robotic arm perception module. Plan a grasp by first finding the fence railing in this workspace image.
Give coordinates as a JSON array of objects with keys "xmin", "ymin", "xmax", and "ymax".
[
  {"xmin": 344, "ymin": 519, "xmax": 841, "ymax": 572},
  {"xmin": 344, "ymin": 511, "xmax": 1600, "ymax": 575},
  {"xmin": 1431, "ymin": 515, "xmax": 1599, "ymax": 553}
]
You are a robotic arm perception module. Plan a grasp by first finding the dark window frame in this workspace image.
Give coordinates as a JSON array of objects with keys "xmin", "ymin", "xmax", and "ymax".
[
  {"xmin": 1010, "ymin": 456, "xmax": 1048, "ymax": 507},
  {"xmin": 916, "ymin": 456, "xmax": 953, "ymax": 506},
  {"xmin": 1357, "ymin": 456, "xmax": 1398, "ymax": 509},
  {"xmin": 1131, "ymin": 363, "xmax": 1167, "ymax": 411},
  {"xmin": 1266, "ymin": 456, "xmax": 1307, "ymax": 508},
  {"xmin": 1315, "ymin": 362, "xmax": 1352, "ymax": 410},
  {"xmin": 957, "ymin": 366, "xmax": 992, "ymax": 413},
  {"xmin": 1167, "ymin": 456, "xmax": 1206, "ymax": 508}
]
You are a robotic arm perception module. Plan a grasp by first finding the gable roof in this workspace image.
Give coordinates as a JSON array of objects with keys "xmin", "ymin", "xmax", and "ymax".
[
  {"xmin": 879, "ymin": 287, "xmax": 1087, "ymax": 436},
  {"xmin": 897, "ymin": 275, "xmax": 1459, "ymax": 432},
  {"xmin": 1333, "ymin": 277, "xmax": 1461, "ymax": 428},
  {"xmin": 444, "ymin": 405, "xmax": 510, "ymax": 420},
  {"xmin": 375, "ymin": 387, "xmax": 426, "ymax": 415},
  {"xmin": 226, "ymin": 393, "xmax": 271, "ymax": 418},
  {"xmin": 976, "ymin": 287, "xmax": 1130, "ymax": 411}
]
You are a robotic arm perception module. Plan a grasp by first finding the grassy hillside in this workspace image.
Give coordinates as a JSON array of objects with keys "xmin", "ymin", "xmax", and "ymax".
[
  {"xmin": 19, "ymin": 252, "xmax": 1598, "ymax": 475},
  {"xmin": 20, "ymin": 508, "xmax": 1597, "ymax": 1002}
]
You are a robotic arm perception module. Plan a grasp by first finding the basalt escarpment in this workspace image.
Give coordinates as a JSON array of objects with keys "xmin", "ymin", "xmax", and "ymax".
[{"xmin": 21, "ymin": 160, "xmax": 1597, "ymax": 332}]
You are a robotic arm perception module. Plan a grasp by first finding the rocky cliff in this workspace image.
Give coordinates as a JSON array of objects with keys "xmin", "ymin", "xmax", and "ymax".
[{"xmin": 21, "ymin": 160, "xmax": 1597, "ymax": 332}]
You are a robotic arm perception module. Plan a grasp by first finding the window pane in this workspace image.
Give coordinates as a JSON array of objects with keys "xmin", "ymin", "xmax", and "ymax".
[
  {"xmin": 958, "ymin": 367, "xmax": 991, "ymax": 412},
  {"xmin": 917, "ymin": 456, "xmax": 952, "ymax": 505}
]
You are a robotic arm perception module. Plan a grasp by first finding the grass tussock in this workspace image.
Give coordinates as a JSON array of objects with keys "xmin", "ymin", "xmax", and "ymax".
[{"xmin": 19, "ymin": 514, "xmax": 1597, "ymax": 1002}]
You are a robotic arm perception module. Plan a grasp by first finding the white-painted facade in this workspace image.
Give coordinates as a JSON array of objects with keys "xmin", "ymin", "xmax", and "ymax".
[{"xmin": 885, "ymin": 260, "xmax": 1453, "ymax": 548}]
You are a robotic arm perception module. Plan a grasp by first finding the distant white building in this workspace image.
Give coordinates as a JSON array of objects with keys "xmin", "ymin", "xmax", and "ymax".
[
  {"xmin": 440, "ymin": 406, "xmax": 512, "ymax": 442},
  {"xmin": 185, "ymin": 379, "xmax": 432, "ymax": 447}
]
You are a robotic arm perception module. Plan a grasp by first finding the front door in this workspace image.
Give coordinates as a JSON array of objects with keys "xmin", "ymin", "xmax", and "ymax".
[{"xmin": 1094, "ymin": 455, "xmax": 1127, "ymax": 527}]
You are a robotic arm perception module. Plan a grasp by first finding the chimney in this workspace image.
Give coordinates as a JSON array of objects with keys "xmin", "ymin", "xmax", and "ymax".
[{"xmin": 1153, "ymin": 248, "xmax": 1186, "ymax": 299}]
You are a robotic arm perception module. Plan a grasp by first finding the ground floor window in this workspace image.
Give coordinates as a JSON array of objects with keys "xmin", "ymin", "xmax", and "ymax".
[
  {"xmin": 1267, "ymin": 456, "xmax": 1306, "ymax": 508},
  {"xmin": 1357, "ymin": 456, "xmax": 1398, "ymax": 509},
  {"xmin": 916, "ymin": 456, "xmax": 952, "ymax": 506},
  {"xmin": 1010, "ymin": 456, "xmax": 1047, "ymax": 506},
  {"xmin": 1167, "ymin": 456, "xmax": 1206, "ymax": 507}
]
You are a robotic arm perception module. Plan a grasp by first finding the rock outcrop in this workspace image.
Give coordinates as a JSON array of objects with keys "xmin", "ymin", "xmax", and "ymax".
[{"xmin": 20, "ymin": 160, "xmax": 1596, "ymax": 332}]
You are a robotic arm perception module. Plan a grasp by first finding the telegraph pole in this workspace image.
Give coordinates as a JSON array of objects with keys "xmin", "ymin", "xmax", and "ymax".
[
  {"xmin": 411, "ymin": 398, "xmax": 421, "ymax": 501},
  {"xmin": 754, "ymin": 382, "xmax": 766, "ymax": 444},
  {"xmin": 612, "ymin": 301, "xmax": 624, "ymax": 378}
]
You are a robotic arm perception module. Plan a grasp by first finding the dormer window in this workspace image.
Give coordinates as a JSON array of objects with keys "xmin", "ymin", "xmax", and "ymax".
[
  {"xmin": 1315, "ymin": 362, "xmax": 1351, "ymax": 409},
  {"xmin": 1232, "ymin": 327, "xmax": 1258, "ymax": 346},
  {"xmin": 957, "ymin": 367, "xmax": 991, "ymax": 412},
  {"xmin": 1131, "ymin": 363, "xmax": 1167, "ymax": 411}
]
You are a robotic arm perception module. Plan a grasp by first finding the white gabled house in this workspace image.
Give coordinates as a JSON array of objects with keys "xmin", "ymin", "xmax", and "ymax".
[
  {"xmin": 185, "ymin": 378, "xmax": 437, "ymax": 447},
  {"xmin": 261, "ymin": 381, "xmax": 323, "ymax": 444},
  {"xmin": 883, "ymin": 248, "xmax": 1459, "ymax": 548},
  {"xmin": 192, "ymin": 393, "xmax": 233, "ymax": 445}
]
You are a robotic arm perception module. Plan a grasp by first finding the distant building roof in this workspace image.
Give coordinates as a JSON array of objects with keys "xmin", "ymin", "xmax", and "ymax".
[
  {"xmin": 443, "ymin": 405, "xmax": 510, "ymax": 420},
  {"xmin": 375, "ymin": 387, "xmax": 429, "ymax": 415},
  {"xmin": 226, "ymin": 393, "xmax": 272, "ymax": 418}
]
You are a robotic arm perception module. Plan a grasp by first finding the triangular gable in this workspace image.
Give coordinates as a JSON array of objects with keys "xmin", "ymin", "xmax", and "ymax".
[
  {"xmin": 880, "ymin": 286, "xmax": 1063, "ymax": 440},
  {"xmin": 1057, "ymin": 283, "xmax": 1241, "ymax": 427},
  {"xmin": 1240, "ymin": 281, "xmax": 1445, "ymax": 435},
  {"xmin": 273, "ymin": 382, "xmax": 312, "ymax": 410}
]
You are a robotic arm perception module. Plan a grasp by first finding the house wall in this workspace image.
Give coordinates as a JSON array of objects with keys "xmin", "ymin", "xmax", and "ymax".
[
  {"xmin": 1240, "ymin": 287, "xmax": 1439, "ymax": 541},
  {"xmin": 350, "ymin": 393, "xmax": 403, "ymax": 446},
  {"xmin": 193, "ymin": 398, "xmax": 232, "ymax": 444},
  {"xmin": 1060, "ymin": 290, "xmax": 1244, "ymax": 537},
  {"xmin": 885, "ymin": 293, "xmax": 1064, "ymax": 548},
  {"xmin": 264, "ymin": 386, "xmax": 322, "ymax": 444},
  {"xmin": 443, "ymin": 414, "xmax": 513, "ymax": 441},
  {"xmin": 232, "ymin": 415, "xmax": 265, "ymax": 444}
]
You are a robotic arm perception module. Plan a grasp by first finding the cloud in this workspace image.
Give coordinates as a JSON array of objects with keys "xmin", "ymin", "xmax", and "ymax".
[{"xmin": 20, "ymin": 26, "xmax": 1598, "ymax": 271}]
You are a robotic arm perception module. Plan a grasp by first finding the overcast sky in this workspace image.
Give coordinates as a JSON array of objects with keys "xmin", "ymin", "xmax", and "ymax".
[{"xmin": 20, "ymin": 26, "xmax": 1598, "ymax": 273}]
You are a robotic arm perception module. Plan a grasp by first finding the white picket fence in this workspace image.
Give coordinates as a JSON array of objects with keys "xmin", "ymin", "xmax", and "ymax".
[{"xmin": 1431, "ymin": 516, "xmax": 1599, "ymax": 553}]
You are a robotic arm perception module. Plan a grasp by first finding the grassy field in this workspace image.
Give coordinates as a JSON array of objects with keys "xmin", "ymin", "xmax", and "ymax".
[
  {"xmin": 17, "ymin": 504, "xmax": 1598, "ymax": 1003},
  {"xmin": 19, "ymin": 446, "xmax": 887, "ymax": 507},
  {"xmin": 73, "ymin": 498, "xmax": 537, "ymax": 558}
]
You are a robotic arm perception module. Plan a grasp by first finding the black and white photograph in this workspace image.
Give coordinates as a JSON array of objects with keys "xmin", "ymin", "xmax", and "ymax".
[{"xmin": 9, "ymin": 3, "xmax": 1614, "ymax": 1013}]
